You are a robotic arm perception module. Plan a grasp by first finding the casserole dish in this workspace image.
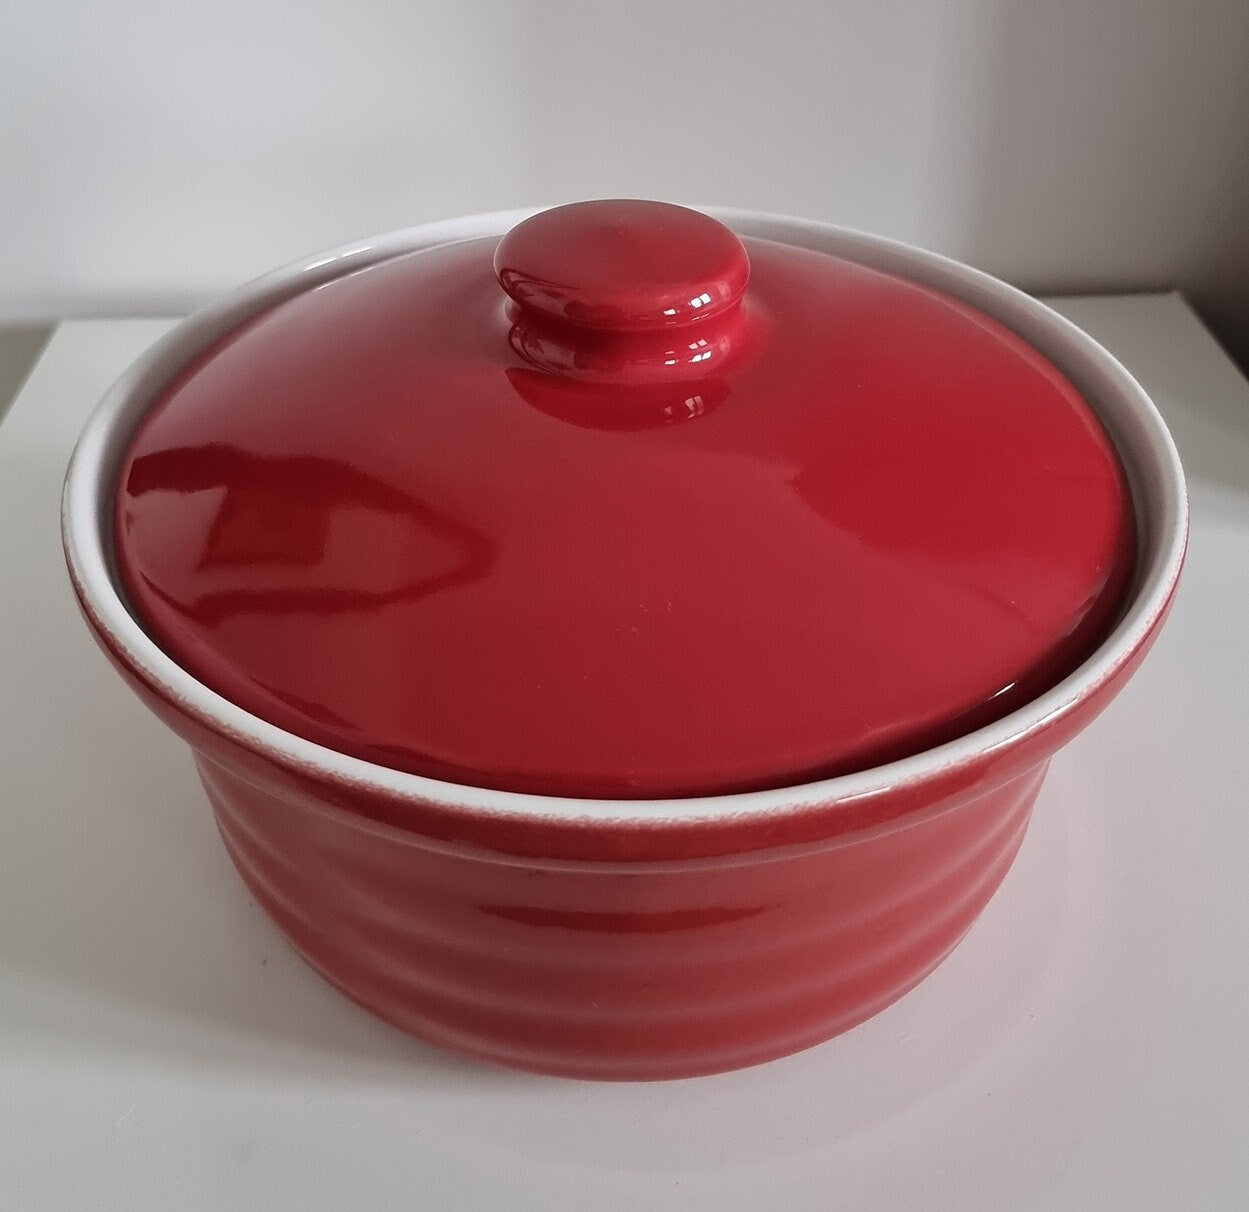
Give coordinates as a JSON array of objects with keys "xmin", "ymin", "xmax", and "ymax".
[{"xmin": 62, "ymin": 201, "xmax": 1187, "ymax": 1079}]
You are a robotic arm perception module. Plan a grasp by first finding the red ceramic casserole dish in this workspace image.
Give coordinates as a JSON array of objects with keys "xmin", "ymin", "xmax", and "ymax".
[{"xmin": 62, "ymin": 201, "xmax": 1187, "ymax": 1079}]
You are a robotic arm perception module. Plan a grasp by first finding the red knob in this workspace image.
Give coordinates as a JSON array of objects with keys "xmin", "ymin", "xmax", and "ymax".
[{"xmin": 494, "ymin": 200, "xmax": 751, "ymax": 382}]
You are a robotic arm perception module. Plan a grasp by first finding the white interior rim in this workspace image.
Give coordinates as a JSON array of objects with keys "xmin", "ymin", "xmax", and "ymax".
[{"xmin": 61, "ymin": 206, "xmax": 1189, "ymax": 828}]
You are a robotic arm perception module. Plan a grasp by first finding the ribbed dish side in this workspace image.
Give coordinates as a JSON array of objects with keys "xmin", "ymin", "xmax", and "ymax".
[{"xmin": 199, "ymin": 755, "xmax": 1044, "ymax": 1079}]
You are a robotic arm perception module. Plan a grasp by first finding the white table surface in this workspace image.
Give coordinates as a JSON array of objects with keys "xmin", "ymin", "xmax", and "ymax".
[{"xmin": 2, "ymin": 297, "xmax": 1247, "ymax": 1210}]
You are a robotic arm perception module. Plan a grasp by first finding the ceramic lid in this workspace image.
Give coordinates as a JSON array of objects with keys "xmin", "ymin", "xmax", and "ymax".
[{"xmin": 114, "ymin": 200, "xmax": 1135, "ymax": 798}]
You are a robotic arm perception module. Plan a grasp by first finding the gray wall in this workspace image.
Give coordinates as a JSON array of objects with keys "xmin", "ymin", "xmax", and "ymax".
[{"xmin": 4, "ymin": 0, "xmax": 1248, "ymax": 366}]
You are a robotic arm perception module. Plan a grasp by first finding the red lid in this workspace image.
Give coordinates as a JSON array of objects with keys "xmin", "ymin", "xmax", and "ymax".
[{"xmin": 115, "ymin": 201, "xmax": 1135, "ymax": 798}]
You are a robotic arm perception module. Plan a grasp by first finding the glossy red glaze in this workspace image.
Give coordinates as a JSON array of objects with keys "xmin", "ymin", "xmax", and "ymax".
[
  {"xmin": 115, "ymin": 202, "xmax": 1135, "ymax": 799},
  {"xmin": 64, "ymin": 204, "xmax": 1187, "ymax": 1082},
  {"xmin": 494, "ymin": 203, "xmax": 751, "ymax": 385},
  {"xmin": 68, "ymin": 570, "xmax": 1180, "ymax": 1079},
  {"xmin": 203, "ymin": 757, "xmax": 1040, "ymax": 1079},
  {"xmin": 494, "ymin": 199, "xmax": 751, "ymax": 332}
]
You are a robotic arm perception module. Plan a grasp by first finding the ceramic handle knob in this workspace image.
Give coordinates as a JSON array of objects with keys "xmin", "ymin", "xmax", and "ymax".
[{"xmin": 494, "ymin": 200, "xmax": 751, "ymax": 382}]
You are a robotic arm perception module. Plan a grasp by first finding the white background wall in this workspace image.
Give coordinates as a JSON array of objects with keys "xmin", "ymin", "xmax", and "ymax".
[{"xmin": 4, "ymin": 0, "xmax": 1249, "ymax": 364}]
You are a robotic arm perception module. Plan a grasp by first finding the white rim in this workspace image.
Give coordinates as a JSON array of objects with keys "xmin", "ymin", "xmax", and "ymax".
[{"xmin": 62, "ymin": 207, "xmax": 1189, "ymax": 828}]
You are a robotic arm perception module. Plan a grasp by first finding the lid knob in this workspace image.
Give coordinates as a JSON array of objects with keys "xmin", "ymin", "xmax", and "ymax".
[
  {"xmin": 494, "ymin": 200, "xmax": 750, "ymax": 334},
  {"xmin": 495, "ymin": 201, "xmax": 751, "ymax": 388}
]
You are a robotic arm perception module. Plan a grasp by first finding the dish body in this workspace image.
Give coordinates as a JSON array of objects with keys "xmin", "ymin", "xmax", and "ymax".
[{"xmin": 63, "ymin": 208, "xmax": 1187, "ymax": 1079}]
